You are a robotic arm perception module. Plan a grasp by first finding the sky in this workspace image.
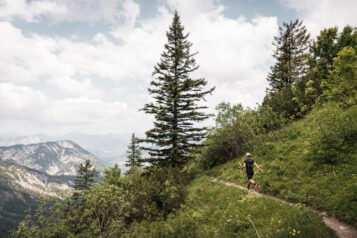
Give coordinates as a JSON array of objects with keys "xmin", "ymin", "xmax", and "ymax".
[{"xmin": 0, "ymin": 0, "xmax": 356, "ymax": 137}]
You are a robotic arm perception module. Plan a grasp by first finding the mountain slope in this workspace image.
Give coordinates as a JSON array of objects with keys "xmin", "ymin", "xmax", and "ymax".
[
  {"xmin": 0, "ymin": 140, "xmax": 109, "ymax": 176},
  {"xmin": 0, "ymin": 160, "xmax": 74, "ymax": 236},
  {"xmin": 208, "ymin": 104, "xmax": 357, "ymax": 227},
  {"xmin": 125, "ymin": 175, "xmax": 335, "ymax": 237}
]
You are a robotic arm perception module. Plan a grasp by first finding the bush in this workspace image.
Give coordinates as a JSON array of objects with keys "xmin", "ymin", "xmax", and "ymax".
[
  {"xmin": 306, "ymin": 102, "xmax": 357, "ymax": 163},
  {"xmin": 14, "ymin": 165, "xmax": 192, "ymax": 237},
  {"xmin": 200, "ymin": 103, "xmax": 286, "ymax": 169}
]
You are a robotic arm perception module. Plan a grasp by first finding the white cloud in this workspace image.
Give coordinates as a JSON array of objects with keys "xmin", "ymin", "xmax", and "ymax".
[
  {"xmin": 166, "ymin": 0, "xmax": 224, "ymax": 22},
  {"xmin": 188, "ymin": 14, "xmax": 277, "ymax": 108},
  {"xmin": 0, "ymin": 0, "xmax": 66, "ymax": 22},
  {"xmin": 110, "ymin": 0, "xmax": 277, "ymax": 109},
  {"xmin": 0, "ymin": 21, "xmax": 74, "ymax": 83},
  {"xmin": 48, "ymin": 77, "xmax": 103, "ymax": 97},
  {"xmin": 281, "ymin": 0, "xmax": 357, "ymax": 35},
  {"xmin": 0, "ymin": 0, "xmax": 131, "ymax": 23},
  {"xmin": 0, "ymin": 82, "xmax": 46, "ymax": 109},
  {"xmin": 0, "ymin": 83, "xmax": 151, "ymax": 135},
  {"xmin": 0, "ymin": 0, "xmax": 279, "ymax": 136}
]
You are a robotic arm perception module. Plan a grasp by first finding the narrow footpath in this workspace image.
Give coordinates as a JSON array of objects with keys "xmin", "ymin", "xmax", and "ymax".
[{"xmin": 211, "ymin": 177, "xmax": 357, "ymax": 238}]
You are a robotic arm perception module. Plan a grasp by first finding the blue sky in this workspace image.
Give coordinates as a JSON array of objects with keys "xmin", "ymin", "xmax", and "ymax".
[{"xmin": 0, "ymin": 0, "xmax": 356, "ymax": 137}]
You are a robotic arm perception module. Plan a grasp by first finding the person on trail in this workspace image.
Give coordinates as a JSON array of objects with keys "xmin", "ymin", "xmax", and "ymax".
[{"xmin": 241, "ymin": 152, "xmax": 263, "ymax": 191}]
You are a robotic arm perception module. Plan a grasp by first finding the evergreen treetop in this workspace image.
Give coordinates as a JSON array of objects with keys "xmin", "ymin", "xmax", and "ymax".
[
  {"xmin": 72, "ymin": 160, "xmax": 98, "ymax": 201},
  {"xmin": 267, "ymin": 19, "xmax": 310, "ymax": 91}
]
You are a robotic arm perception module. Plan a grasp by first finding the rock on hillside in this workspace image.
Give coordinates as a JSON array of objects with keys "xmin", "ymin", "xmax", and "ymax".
[
  {"xmin": 0, "ymin": 160, "xmax": 74, "ymax": 236},
  {"xmin": 0, "ymin": 160, "xmax": 74, "ymax": 197},
  {"xmin": 0, "ymin": 141, "xmax": 108, "ymax": 176}
]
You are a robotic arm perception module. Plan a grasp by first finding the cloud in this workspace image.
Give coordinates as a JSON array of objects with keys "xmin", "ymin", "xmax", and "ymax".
[
  {"xmin": 0, "ymin": 0, "xmax": 66, "ymax": 22},
  {"xmin": 48, "ymin": 77, "xmax": 104, "ymax": 97},
  {"xmin": 0, "ymin": 82, "xmax": 46, "ymax": 109},
  {"xmin": 0, "ymin": 21, "xmax": 74, "ymax": 83},
  {"xmin": 0, "ymin": 0, "xmax": 279, "ymax": 136},
  {"xmin": 0, "ymin": 20, "xmax": 152, "ymax": 89},
  {"xmin": 187, "ymin": 14, "xmax": 277, "ymax": 108},
  {"xmin": 166, "ymin": 0, "xmax": 224, "ymax": 22},
  {"xmin": 0, "ymin": 0, "xmax": 134, "ymax": 23},
  {"xmin": 111, "ymin": 0, "xmax": 278, "ymax": 109},
  {"xmin": 0, "ymin": 83, "xmax": 151, "ymax": 135},
  {"xmin": 281, "ymin": 0, "xmax": 357, "ymax": 35}
]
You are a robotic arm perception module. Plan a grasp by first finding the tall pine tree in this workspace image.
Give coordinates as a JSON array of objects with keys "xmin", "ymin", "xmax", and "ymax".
[
  {"xmin": 264, "ymin": 19, "xmax": 310, "ymax": 118},
  {"xmin": 267, "ymin": 19, "xmax": 310, "ymax": 91},
  {"xmin": 142, "ymin": 11, "xmax": 214, "ymax": 168},
  {"xmin": 125, "ymin": 133, "xmax": 142, "ymax": 167}
]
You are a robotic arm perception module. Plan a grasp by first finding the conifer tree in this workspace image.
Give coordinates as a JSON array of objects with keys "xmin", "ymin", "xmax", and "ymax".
[
  {"xmin": 72, "ymin": 160, "xmax": 98, "ymax": 201},
  {"xmin": 141, "ymin": 11, "xmax": 214, "ymax": 168},
  {"xmin": 125, "ymin": 133, "xmax": 142, "ymax": 167},
  {"xmin": 264, "ymin": 19, "xmax": 310, "ymax": 118},
  {"xmin": 65, "ymin": 160, "xmax": 99, "ymax": 234},
  {"xmin": 267, "ymin": 19, "xmax": 310, "ymax": 91}
]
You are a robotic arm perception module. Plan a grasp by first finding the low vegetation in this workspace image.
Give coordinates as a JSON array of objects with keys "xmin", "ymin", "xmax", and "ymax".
[
  {"xmin": 124, "ymin": 175, "xmax": 335, "ymax": 238},
  {"xmin": 208, "ymin": 103, "xmax": 357, "ymax": 227}
]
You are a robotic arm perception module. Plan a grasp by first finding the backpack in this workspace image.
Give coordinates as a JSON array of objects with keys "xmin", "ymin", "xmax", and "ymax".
[{"xmin": 245, "ymin": 158, "xmax": 254, "ymax": 169}]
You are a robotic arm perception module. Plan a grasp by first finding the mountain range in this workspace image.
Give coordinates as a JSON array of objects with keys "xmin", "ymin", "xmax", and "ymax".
[
  {"xmin": 0, "ymin": 132, "xmax": 130, "ymax": 166},
  {"xmin": 0, "ymin": 140, "xmax": 107, "ymax": 237},
  {"xmin": 0, "ymin": 140, "xmax": 109, "ymax": 176}
]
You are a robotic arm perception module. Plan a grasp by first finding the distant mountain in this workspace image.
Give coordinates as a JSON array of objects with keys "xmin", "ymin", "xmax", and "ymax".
[
  {"xmin": 0, "ymin": 160, "xmax": 74, "ymax": 236},
  {"xmin": 0, "ymin": 141, "xmax": 109, "ymax": 176},
  {"xmin": 0, "ymin": 135, "xmax": 44, "ymax": 146},
  {"xmin": 58, "ymin": 132, "xmax": 129, "ymax": 165},
  {"xmin": 0, "ymin": 132, "xmax": 130, "ymax": 166}
]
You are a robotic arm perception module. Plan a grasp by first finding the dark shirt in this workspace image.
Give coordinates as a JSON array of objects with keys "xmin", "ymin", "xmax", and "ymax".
[{"xmin": 244, "ymin": 158, "xmax": 255, "ymax": 171}]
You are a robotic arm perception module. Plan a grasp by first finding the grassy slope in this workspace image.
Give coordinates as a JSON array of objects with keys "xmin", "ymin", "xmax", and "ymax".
[
  {"xmin": 209, "ymin": 105, "xmax": 357, "ymax": 227},
  {"xmin": 125, "ymin": 175, "xmax": 335, "ymax": 238}
]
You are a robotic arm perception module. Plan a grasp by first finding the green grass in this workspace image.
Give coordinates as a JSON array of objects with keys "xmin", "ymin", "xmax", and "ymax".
[
  {"xmin": 208, "ymin": 105, "xmax": 357, "ymax": 227},
  {"xmin": 124, "ymin": 175, "xmax": 336, "ymax": 237}
]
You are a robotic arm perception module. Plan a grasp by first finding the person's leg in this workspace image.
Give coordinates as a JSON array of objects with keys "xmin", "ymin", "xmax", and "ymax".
[
  {"xmin": 254, "ymin": 182, "xmax": 259, "ymax": 191},
  {"xmin": 247, "ymin": 170, "xmax": 254, "ymax": 190},
  {"xmin": 249, "ymin": 178, "xmax": 259, "ymax": 191}
]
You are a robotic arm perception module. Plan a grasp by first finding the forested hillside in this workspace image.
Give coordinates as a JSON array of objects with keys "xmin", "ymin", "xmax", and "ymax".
[{"xmin": 12, "ymin": 12, "xmax": 356, "ymax": 238}]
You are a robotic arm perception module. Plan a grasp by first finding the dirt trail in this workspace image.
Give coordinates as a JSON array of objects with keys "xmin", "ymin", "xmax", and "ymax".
[{"xmin": 211, "ymin": 177, "xmax": 357, "ymax": 238}]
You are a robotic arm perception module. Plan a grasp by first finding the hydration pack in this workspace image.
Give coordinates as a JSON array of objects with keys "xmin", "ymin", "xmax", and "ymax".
[{"xmin": 245, "ymin": 158, "xmax": 254, "ymax": 169}]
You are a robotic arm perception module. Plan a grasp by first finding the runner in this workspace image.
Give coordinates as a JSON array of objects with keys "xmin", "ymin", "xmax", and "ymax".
[{"xmin": 241, "ymin": 152, "xmax": 263, "ymax": 191}]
